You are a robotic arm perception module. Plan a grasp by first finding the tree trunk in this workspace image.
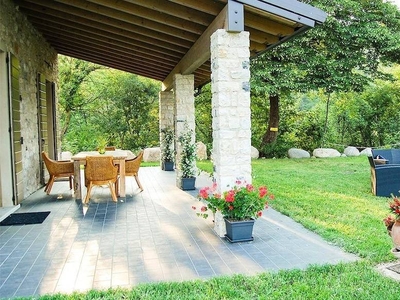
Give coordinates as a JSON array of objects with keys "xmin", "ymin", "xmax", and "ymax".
[{"xmin": 261, "ymin": 94, "xmax": 280, "ymax": 146}]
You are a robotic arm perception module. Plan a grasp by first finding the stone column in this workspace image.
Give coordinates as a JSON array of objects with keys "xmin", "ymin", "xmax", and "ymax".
[
  {"xmin": 159, "ymin": 91, "xmax": 175, "ymax": 165},
  {"xmin": 173, "ymin": 74, "xmax": 195, "ymax": 186},
  {"xmin": 211, "ymin": 29, "xmax": 251, "ymax": 190}
]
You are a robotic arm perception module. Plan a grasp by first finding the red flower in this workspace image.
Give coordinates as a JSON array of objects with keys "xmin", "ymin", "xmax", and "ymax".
[
  {"xmin": 229, "ymin": 205, "xmax": 234, "ymax": 211},
  {"xmin": 259, "ymin": 186, "xmax": 268, "ymax": 198},
  {"xmin": 201, "ymin": 206, "xmax": 208, "ymax": 212},
  {"xmin": 225, "ymin": 190, "xmax": 235, "ymax": 203},
  {"xmin": 246, "ymin": 184, "xmax": 254, "ymax": 192},
  {"xmin": 199, "ymin": 188, "xmax": 209, "ymax": 199},
  {"xmin": 257, "ymin": 211, "xmax": 262, "ymax": 217}
]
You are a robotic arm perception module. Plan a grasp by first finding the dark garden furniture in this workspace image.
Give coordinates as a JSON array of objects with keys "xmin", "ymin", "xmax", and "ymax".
[{"xmin": 368, "ymin": 149, "xmax": 400, "ymax": 197}]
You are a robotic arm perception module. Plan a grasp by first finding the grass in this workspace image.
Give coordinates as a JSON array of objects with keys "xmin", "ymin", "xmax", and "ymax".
[{"xmin": 26, "ymin": 156, "xmax": 400, "ymax": 299}]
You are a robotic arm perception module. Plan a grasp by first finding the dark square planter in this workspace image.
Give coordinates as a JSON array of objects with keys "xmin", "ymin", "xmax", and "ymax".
[
  {"xmin": 181, "ymin": 177, "xmax": 196, "ymax": 190},
  {"xmin": 224, "ymin": 218, "xmax": 255, "ymax": 243},
  {"xmin": 162, "ymin": 161, "xmax": 174, "ymax": 171}
]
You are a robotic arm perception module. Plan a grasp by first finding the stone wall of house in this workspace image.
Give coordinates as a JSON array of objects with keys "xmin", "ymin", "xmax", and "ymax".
[{"xmin": 0, "ymin": 0, "xmax": 58, "ymax": 197}]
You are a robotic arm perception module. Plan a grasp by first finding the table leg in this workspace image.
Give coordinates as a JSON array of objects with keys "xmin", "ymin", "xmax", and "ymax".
[
  {"xmin": 73, "ymin": 160, "xmax": 82, "ymax": 200},
  {"xmin": 119, "ymin": 159, "xmax": 126, "ymax": 197}
]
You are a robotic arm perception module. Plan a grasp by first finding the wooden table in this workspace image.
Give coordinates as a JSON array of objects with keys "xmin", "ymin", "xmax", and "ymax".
[{"xmin": 71, "ymin": 150, "xmax": 133, "ymax": 200}]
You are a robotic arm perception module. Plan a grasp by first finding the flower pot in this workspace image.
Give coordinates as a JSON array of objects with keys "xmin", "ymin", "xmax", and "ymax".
[
  {"xmin": 391, "ymin": 220, "xmax": 400, "ymax": 248},
  {"xmin": 162, "ymin": 161, "xmax": 174, "ymax": 171},
  {"xmin": 181, "ymin": 177, "xmax": 196, "ymax": 190},
  {"xmin": 224, "ymin": 218, "xmax": 255, "ymax": 243}
]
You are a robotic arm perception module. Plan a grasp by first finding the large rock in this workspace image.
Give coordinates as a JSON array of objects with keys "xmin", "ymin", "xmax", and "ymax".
[
  {"xmin": 251, "ymin": 146, "xmax": 259, "ymax": 159},
  {"xmin": 360, "ymin": 148, "xmax": 372, "ymax": 156},
  {"xmin": 196, "ymin": 142, "xmax": 207, "ymax": 160},
  {"xmin": 313, "ymin": 148, "xmax": 341, "ymax": 158},
  {"xmin": 343, "ymin": 146, "xmax": 360, "ymax": 157},
  {"xmin": 288, "ymin": 148, "xmax": 310, "ymax": 159},
  {"xmin": 143, "ymin": 147, "xmax": 160, "ymax": 162}
]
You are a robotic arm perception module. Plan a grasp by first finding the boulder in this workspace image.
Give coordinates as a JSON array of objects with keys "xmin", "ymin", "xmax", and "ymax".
[
  {"xmin": 288, "ymin": 148, "xmax": 310, "ymax": 159},
  {"xmin": 60, "ymin": 151, "xmax": 72, "ymax": 160},
  {"xmin": 251, "ymin": 146, "xmax": 259, "ymax": 159},
  {"xmin": 343, "ymin": 146, "xmax": 360, "ymax": 157},
  {"xmin": 143, "ymin": 147, "xmax": 160, "ymax": 162},
  {"xmin": 360, "ymin": 148, "xmax": 372, "ymax": 156},
  {"xmin": 196, "ymin": 142, "xmax": 207, "ymax": 160},
  {"xmin": 313, "ymin": 148, "xmax": 341, "ymax": 158}
]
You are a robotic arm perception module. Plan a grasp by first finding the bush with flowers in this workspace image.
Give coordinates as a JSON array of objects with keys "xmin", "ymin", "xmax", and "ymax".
[
  {"xmin": 193, "ymin": 180, "xmax": 274, "ymax": 221},
  {"xmin": 383, "ymin": 195, "xmax": 400, "ymax": 233}
]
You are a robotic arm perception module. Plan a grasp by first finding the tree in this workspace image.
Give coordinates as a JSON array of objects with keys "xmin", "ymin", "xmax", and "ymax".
[
  {"xmin": 58, "ymin": 55, "xmax": 103, "ymax": 145},
  {"xmin": 252, "ymin": 0, "xmax": 400, "ymax": 154}
]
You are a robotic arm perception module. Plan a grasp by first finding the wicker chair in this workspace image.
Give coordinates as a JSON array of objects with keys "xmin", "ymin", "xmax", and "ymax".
[
  {"xmin": 42, "ymin": 151, "xmax": 74, "ymax": 195},
  {"xmin": 84, "ymin": 156, "xmax": 118, "ymax": 203},
  {"xmin": 120, "ymin": 151, "xmax": 144, "ymax": 191}
]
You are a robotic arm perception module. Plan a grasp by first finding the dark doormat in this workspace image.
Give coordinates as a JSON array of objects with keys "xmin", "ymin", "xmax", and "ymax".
[
  {"xmin": 387, "ymin": 263, "xmax": 400, "ymax": 274},
  {"xmin": 0, "ymin": 211, "xmax": 50, "ymax": 226}
]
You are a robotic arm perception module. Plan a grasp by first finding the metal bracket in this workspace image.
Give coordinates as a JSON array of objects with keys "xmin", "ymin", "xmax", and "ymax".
[{"xmin": 227, "ymin": 0, "xmax": 244, "ymax": 32}]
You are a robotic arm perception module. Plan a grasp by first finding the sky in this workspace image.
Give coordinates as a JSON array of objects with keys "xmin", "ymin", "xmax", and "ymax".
[{"xmin": 391, "ymin": 0, "xmax": 400, "ymax": 8}]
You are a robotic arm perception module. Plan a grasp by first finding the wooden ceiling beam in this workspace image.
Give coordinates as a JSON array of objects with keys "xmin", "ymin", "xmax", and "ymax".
[
  {"xmin": 18, "ymin": 6, "xmax": 189, "ymax": 56},
  {"xmin": 28, "ymin": 16, "xmax": 181, "ymax": 63},
  {"xmin": 123, "ymin": 0, "xmax": 213, "ymax": 27},
  {"xmin": 57, "ymin": 0, "xmax": 201, "ymax": 42},
  {"xmin": 38, "ymin": 29, "xmax": 179, "ymax": 69},
  {"xmin": 55, "ymin": 46, "xmax": 169, "ymax": 80},
  {"xmin": 162, "ymin": 5, "xmax": 228, "ymax": 90},
  {"xmin": 18, "ymin": 0, "xmax": 195, "ymax": 48},
  {"xmin": 86, "ymin": 0, "xmax": 209, "ymax": 36},
  {"xmin": 168, "ymin": 0, "xmax": 223, "ymax": 15}
]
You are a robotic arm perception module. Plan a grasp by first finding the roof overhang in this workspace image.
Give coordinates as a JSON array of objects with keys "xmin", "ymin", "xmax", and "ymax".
[{"xmin": 12, "ymin": 0, "xmax": 327, "ymax": 90}]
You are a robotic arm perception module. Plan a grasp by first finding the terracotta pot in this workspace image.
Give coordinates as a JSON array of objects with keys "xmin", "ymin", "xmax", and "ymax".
[{"xmin": 391, "ymin": 220, "xmax": 400, "ymax": 248}]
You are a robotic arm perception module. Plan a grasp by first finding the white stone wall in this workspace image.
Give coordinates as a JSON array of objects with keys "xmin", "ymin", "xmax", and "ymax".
[
  {"xmin": 159, "ymin": 90, "xmax": 175, "ymax": 163},
  {"xmin": 211, "ymin": 29, "xmax": 251, "ymax": 191},
  {"xmin": 0, "ymin": 0, "xmax": 58, "ymax": 198},
  {"xmin": 173, "ymin": 74, "xmax": 195, "ymax": 184}
]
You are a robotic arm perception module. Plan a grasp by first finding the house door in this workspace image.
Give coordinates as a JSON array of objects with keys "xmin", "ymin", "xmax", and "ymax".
[
  {"xmin": 0, "ymin": 50, "xmax": 14, "ymax": 208},
  {"xmin": 37, "ymin": 74, "xmax": 57, "ymax": 186},
  {"xmin": 7, "ymin": 53, "xmax": 23, "ymax": 205}
]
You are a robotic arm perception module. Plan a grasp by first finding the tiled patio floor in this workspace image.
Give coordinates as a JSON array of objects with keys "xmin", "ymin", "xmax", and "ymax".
[{"xmin": 0, "ymin": 167, "xmax": 358, "ymax": 299}]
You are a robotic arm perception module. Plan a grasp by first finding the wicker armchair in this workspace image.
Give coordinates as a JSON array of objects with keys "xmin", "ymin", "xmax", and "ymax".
[
  {"xmin": 121, "ymin": 151, "xmax": 144, "ymax": 191},
  {"xmin": 84, "ymin": 156, "xmax": 118, "ymax": 203},
  {"xmin": 42, "ymin": 151, "xmax": 74, "ymax": 195}
]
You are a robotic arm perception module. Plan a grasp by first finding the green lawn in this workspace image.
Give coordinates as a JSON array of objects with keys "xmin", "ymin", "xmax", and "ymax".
[{"xmin": 30, "ymin": 156, "xmax": 400, "ymax": 299}]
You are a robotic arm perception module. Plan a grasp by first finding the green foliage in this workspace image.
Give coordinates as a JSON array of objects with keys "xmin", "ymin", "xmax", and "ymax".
[
  {"xmin": 178, "ymin": 122, "xmax": 197, "ymax": 178},
  {"xmin": 59, "ymin": 60, "xmax": 160, "ymax": 154},
  {"xmin": 160, "ymin": 127, "xmax": 174, "ymax": 162},
  {"xmin": 195, "ymin": 84, "xmax": 213, "ymax": 156},
  {"xmin": 248, "ymin": 0, "xmax": 400, "ymax": 156}
]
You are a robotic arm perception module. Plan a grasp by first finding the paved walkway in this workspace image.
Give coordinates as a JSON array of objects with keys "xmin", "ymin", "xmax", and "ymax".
[{"xmin": 0, "ymin": 167, "xmax": 358, "ymax": 299}]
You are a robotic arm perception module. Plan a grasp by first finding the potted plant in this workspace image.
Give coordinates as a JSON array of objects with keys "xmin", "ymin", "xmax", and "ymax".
[
  {"xmin": 178, "ymin": 123, "xmax": 197, "ymax": 190},
  {"xmin": 383, "ymin": 195, "xmax": 400, "ymax": 257},
  {"xmin": 193, "ymin": 180, "xmax": 275, "ymax": 242},
  {"xmin": 160, "ymin": 127, "xmax": 175, "ymax": 171},
  {"xmin": 97, "ymin": 137, "xmax": 108, "ymax": 154}
]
